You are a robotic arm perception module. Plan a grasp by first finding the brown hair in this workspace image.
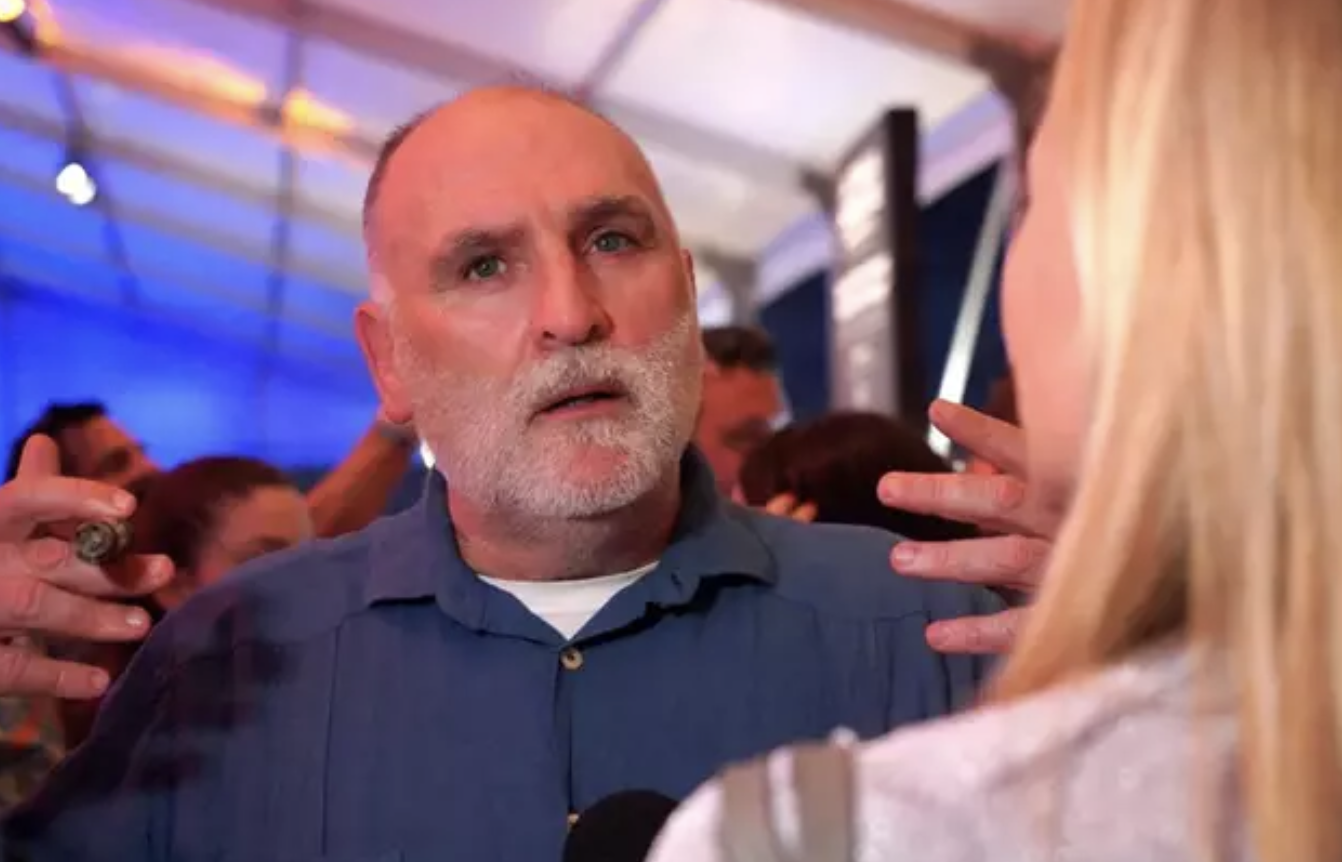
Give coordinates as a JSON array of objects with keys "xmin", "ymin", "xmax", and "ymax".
[
  {"xmin": 738, "ymin": 412, "xmax": 976, "ymax": 542},
  {"xmin": 131, "ymin": 456, "xmax": 293, "ymax": 576}
]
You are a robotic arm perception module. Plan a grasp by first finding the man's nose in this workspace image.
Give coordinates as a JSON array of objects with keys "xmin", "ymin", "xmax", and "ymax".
[{"xmin": 531, "ymin": 251, "xmax": 613, "ymax": 348}]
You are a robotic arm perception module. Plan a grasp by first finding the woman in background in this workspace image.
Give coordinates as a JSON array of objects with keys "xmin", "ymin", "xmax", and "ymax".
[
  {"xmin": 736, "ymin": 412, "xmax": 976, "ymax": 542},
  {"xmin": 651, "ymin": 0, "xmax": 1342, "ymax": 859},
  {"xmin": 58, "ymin": 456, "xmax": 311, "ymax": 748}
]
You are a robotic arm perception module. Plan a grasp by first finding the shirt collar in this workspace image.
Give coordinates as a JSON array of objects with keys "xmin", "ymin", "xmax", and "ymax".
[{"xmin": 364, "ymin": 448, "xmax": 776, "ymax": 632}]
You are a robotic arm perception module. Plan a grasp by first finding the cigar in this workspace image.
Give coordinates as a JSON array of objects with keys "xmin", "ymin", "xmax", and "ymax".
[{"xmin": 73, "ymin": 520, "xmax": 132, "ymax": 566}]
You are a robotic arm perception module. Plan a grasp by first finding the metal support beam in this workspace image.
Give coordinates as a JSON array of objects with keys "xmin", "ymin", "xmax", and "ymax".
[
  {"xmin": 800, "ymin": 168, "xmax": 837, "ymax": 214},
  {"xmin": 971, "ymin": 43, "xmax": 1055, "ymax": 156},
  {"xmin": 695, "ymin": 248, "xmax": 758, "ymax": 323},
  {"xmin": 50, "ymin": 70, "xmax": 141, "ymax": 307},
  {"xmin": 264, "ymin": 7, "xmax": 306, "ymax": 352},
  {"xmin": 574, "ymin": 0, "xmax": 670, "ymax": 98}
]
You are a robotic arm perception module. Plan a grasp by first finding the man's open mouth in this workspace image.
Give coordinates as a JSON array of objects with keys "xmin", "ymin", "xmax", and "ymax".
[{"xmin": 535, "ymin": 382, "xmax": 629, "ymax": 416}]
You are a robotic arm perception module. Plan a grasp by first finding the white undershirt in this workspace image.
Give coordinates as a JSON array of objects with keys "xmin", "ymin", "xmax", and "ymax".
[{"xmin": 479, "ymin": 561, "xmax": 658, "ymax": 641}]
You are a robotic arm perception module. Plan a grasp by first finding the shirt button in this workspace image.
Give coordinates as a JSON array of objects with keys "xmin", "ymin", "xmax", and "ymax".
[
  {"xmin": 567, "ymin": 811, "xmax": 581, "ymax": 830},
  {"xmin": 560, "ymin": 646, "xmax": 584, "ymax": 671}
]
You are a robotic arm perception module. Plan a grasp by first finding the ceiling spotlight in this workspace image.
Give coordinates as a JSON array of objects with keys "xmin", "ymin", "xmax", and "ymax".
[
  {"xmin": 0, "ymin": 0, "xmax": 25, "ymax": 25},
  {"xmin": 56, "ymin": 159, "xmax": 97, "ymax": 207}
]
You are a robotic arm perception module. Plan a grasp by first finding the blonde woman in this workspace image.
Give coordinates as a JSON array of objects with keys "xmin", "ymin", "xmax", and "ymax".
[{"xmin": 649, "ymin": 0, "xmax": 1342, "ymax": 859}]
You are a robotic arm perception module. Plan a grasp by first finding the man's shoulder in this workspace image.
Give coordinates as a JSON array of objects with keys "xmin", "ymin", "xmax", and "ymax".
[
  {"xmin": 147, "ymin": 509, "xmax": 408, "ymax": 665},
  {"xmin": 732, "ymin": 507, "xmax": 999, "ymax": 623}
]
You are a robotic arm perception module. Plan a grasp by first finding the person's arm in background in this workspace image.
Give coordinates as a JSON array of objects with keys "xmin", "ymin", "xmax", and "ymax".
[{"xmin": 305, "ymin": 412, "xmax": 416, "ymax": 538}]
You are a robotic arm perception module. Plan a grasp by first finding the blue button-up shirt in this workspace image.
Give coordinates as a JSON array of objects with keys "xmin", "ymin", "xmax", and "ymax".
[{"xmin": 5, "ymin": 453, "xmax": 1001, "ymax": 862}]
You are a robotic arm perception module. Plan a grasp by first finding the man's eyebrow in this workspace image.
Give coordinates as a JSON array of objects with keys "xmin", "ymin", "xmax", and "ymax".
[
  {"xmin": 567, "ymin": 195, "xmax": 658, "ymax": 230},
  {"xmin": 427, "ymin": 224, "xmax": 527, "ymax": 274},
  {"xmin": 433, "ymin": 225, "xmax": 528, "ymax": 257}
]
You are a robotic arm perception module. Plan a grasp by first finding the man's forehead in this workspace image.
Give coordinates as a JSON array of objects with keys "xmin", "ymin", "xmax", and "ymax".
[{"xmin": 374, "ymin": 89, "xmax": 668, "ymax": 244}]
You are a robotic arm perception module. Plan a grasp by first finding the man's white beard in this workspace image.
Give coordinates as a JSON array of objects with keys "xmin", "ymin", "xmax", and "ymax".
[{"xmin": 396, "ymin": 312, "xmax": 702, "ymax": 520}]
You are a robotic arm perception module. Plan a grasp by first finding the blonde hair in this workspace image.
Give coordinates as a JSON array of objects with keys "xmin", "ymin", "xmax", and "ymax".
[{"xmin": 991, "ymin": 2, "xmax": 1342, "ymax": 862}]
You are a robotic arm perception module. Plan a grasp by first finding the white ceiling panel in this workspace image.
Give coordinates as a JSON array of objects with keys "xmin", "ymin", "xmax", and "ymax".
[
  {"xmin": 287, "ymin": 220, "xmax": 366, "ymax": 293},
  {"xmin": 295, "ymin": 152, "xmax": 367, "ymax": 226},
  {"xmin": 0, "ymin": 178, "xmax": 111, "ymax": 258},
  {"xmin": 96, "ymin": 159, "xmax": 277, "ymax": 257},
  {"xmin": 0, "ymin": 53, "xmax": 66, "ymax": 125},
  {"xmin": 117, "ymin": 221, "xmax": 273, "ymax": 304},
  {"xmin": 47, "ymin": 0, "xmax": 288, "ymax": 96},
  {"xmin": 639, "ymin": 139, "xmax": 816, "ymax": 257},
  {"xmin": 75, "ymin": 77, "xmax": 282, "ymax": 193},
  {"xmin": 0, "ymin": 126, "xmax": 68, "ymax": 187},
  {"xmin": 310, "ymin": 0, "xmax": 647, "ymax": 83},
  {"xmin": 302, "ymin": 38, "xmax": 467, "ymax": 140},
  {"xmin": 885, "ymin": 0, "xmax": 1069, "ymax": 40},
  {"xmin": 602, "ymin": 0, "xmax": 989, "ymax": 168}
]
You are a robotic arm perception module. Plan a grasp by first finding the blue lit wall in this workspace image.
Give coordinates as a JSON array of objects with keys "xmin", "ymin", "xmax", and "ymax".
[{"xmin": 0, "ymin": 279, "xmax": 379, "ymax": 472}]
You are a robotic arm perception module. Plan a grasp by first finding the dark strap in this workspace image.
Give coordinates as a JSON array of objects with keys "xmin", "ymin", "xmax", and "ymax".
[{"xmin": 717, "ymin": 743, "xmax": 855, "ymax": 862}]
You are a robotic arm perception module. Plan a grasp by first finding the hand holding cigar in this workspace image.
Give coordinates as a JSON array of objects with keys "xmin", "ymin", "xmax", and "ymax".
[{"xmin": 0, "ymin": 436, "xmax": 172, "ymax": 699}]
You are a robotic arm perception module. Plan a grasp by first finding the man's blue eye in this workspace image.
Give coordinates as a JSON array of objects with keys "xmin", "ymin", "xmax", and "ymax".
[
  {"xmin": 465, "ymin": 256, "xmax": 506, "ymax": 281},
  {"xmin": 592, "ymin": 232, "xmax": 634, "ymax": 254}
]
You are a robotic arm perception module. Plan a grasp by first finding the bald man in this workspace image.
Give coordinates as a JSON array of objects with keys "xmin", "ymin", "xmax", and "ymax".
[{"xmin": 4, "ymin": 88, "xmax": 1000, "ymax": 860}]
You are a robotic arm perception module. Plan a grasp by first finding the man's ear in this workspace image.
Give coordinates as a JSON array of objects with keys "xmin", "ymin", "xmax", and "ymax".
[{"xmin": 354, "ymin": 298, "xmax": 413, "ymax": 425}]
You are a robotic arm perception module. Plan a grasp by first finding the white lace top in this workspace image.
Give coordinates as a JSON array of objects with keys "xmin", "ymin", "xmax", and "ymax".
[{"xmin": 649, "ymin": 650, "xmax": 1252, "ymax": 862}]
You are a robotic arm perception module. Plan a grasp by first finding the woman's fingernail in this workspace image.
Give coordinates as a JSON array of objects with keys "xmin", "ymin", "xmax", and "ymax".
[
  {"xmin": 125, "ymin": 609, "xmax": 150, "ymax": 630},
  {"xmin": 86, "ymin": 669, "xmax": 110, "ymax": 693},
  {"xmin": 892, "ymin": 543, "xmax": 918, "ymax": 569},
  {"xmin": 110, "ymin": 491, "xmax": 135, "ymax": 514}
]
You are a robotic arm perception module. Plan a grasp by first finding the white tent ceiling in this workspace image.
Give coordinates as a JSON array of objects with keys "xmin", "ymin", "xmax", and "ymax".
[{"xmin": 0, "ymin": 0, "xmax": 1062, "ymax": 368}]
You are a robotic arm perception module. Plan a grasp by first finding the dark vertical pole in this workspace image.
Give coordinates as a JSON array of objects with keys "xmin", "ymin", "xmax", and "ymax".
[{"xmin": 829, "ymin": 108, "xmax": 925, "ymax": 428}]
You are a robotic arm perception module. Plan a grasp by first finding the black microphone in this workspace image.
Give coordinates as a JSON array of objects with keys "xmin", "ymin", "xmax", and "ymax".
[{"xmin": 562, "ymin": 790, "xmax": 679, "ymax": 862}]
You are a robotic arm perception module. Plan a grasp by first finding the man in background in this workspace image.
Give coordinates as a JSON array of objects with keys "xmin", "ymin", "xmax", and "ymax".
[
  {"xmin": 4, "ymin": 401, "xmax": 415, "ymax": 538},
  {"xmin": 696, "ymin": 326, "xmax": 786, "ymax": 491}
]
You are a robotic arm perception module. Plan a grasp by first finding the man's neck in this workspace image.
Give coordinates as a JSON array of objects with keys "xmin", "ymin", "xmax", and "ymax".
[{"xmin": 448, "ymin": 472, "xmax": 682, "ymax": 582}]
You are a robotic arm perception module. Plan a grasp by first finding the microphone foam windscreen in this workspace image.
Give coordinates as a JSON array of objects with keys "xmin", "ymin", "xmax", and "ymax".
[{"xmin": 562, "ymin": 789, "xmax": 679, "ymax": 862}]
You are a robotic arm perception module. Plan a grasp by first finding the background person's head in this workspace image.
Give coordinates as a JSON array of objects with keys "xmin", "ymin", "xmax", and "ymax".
[
  {"xmin": 55, "ymin": 455, "xmax": 310, "ymax": 749},
  {"xmin": 356, "ymin": 87, "xmax": 703, "ymax": 523},
  {"xmin": 697, "ymin": 326, "xmax": 785, "ymax": 491},
  {"xmin": 5, "ymin": 402, "xmax": 157, "ymax": 488},
  {"xmin": 994, "ymin": 2, "xmax": 1342, "ymax": 861},
  {"xmin": 131, "ymin": 456, "xmax": 312, "ymax": 613},
  {"xmin": 737, "ymin": 412, "xmax": 975, "ymax": 542}
]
